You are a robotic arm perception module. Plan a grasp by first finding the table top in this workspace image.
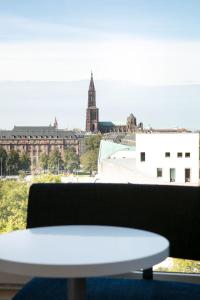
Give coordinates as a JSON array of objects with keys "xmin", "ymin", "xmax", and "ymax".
[{"xmin": 0, "ymin": 225, "xmax": 169, "ymax": 278}]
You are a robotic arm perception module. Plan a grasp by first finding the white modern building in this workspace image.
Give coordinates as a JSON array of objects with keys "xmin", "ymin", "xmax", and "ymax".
[
  {"xmin": 97, "ymin": 133, "xmax": 200, "ymax": 186},
  {"xmin": 136, "ymin": 133, "xmax": 200, "ymax": 185}
]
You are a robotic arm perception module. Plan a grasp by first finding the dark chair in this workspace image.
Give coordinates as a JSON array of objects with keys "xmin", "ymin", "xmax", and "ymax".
[{"xmin": 13, "ymin": 183, "xmax": 200, "ymax": 300}]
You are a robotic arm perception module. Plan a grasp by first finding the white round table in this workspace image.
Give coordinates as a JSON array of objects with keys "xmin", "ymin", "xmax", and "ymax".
[{"xmin": 0, "ymin": 225, "xmax": 169, "ymax": 300}]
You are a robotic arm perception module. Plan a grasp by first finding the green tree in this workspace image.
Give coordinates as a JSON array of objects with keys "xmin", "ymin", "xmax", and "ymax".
[
  {"xmin": 80, "ymin": 149, "xmax": 99, "ymax": 173},
  {"xmin": 6, "ymin": 149, "xmax": 20, "ymax": 175},
  {"xmin": 0, "ymin": 146, "xmax": 7, "ymax": 176},
  {"xmin": 33, "ymin": 173, "xmax": 61, "ymax": 183},
  {"xmin": 80, "ymin": 134, "xmax": 101, "ymax": 173},
  {"xmin": 19, "ymin": 152, "xmax": 31, "ymax": 171},
  {"xmin": 0, "ymin": 174, "xmax": 63, "ymax": 233},
  {"xmin": 0, "ymin": 180, "xmax": 29, "ymax": 232},
  {"xmin": 85, "ymin": 134, "xmax": 102, "ymax": 151},
  {"xmin": 48, "ymin": 148, "xmax": 63, "ymax": 173},
  {"xmin": 39, "ymin": 152, "xmax": 49, "ymax": 172},
  {"xmin": 64, "ymin": 147, "xmax": 79, "ymax": 173}
]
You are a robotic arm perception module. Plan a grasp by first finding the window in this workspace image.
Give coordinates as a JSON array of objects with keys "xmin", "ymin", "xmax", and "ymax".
[
  {"xmin": 157, "ymin": 168, "xmax": 162, "ymax": 177},
  {"xmin": 165, "ymin": 152, "xmax": 170, "ymax": 157},
  {"xmin": 185, "ymin": 152, "xmax": 190, "ymax": 158},
  {"xmin": 140, "ymin": 152, "xmax": 145, "ymax": 162},
  {"xmin": 185, "ymin": 169, "xmax": 191, "ymax": 183},
  {"xmin": 177, "ymin": 152, "xmax": 182, "ymax": 158},
  {"xmin": 170, "ymin": 168, "xmax": 176, "ymax": 182}
]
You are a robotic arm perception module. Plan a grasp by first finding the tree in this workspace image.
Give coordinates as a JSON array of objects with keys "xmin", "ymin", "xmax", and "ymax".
[
  {"xmin": 0, "ymin": 147, "xmax": 7, "ymax": 176},
  {"xmin": 6, "ymin": 149, "xmax": 20, "ymax": 175},
  {"xmin": 85, "ymin": 134, "xmax": 102, "ymax": 151},
  {"xmin": 48, "ymin": 149, "xmax": 63, "ymax": 173},
  {"xmin": 80, "ymin": 134, "xmax": 102, "ymax": 173},
  {"xmin": 39, "ymin": 152, "xmax": 49, "ymax": 172},
  {"xmin": 19, "ymin": 152, "xmax": 31, "ymax": 171},
  {"xmin": 0, "ymin": 180, "xmax": 29, "ymax": 232},
  {"xmin": 80, "ymin": 149, "xmax": 98, "ymax": 173},
  {"xmin": 64, "ymin": 147, "xmax": 79, "ymax": 173},
  {"xmin": 33, "ymin": 173, "xmax": 61, "ymax": 183},
  {"xmin": 0, "ymin": 175, "xmax": 62, "ymax": 233}
]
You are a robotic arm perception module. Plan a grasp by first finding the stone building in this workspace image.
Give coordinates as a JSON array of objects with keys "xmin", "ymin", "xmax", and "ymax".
[
  {"xmin": 0, "ymin": 122, "xmax": 84, "ymax": 167},
  {"xmin": 85, "ymin": 73, "xmax": 143, "ymax": 134}
]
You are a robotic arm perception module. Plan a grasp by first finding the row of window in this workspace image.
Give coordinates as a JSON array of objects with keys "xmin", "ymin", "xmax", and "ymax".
[
  {"xmin": 165, "ymin": 152, "xmax": 190, "ymax": 158},
  {"xmin": 140, "ymin": 152, "xmax": 191, "ymax": 162},
  {"xmin": 157, "ymin": 168, "xmax": 191, "ymax": 182},
  {"xmin": 0, "ymin": 135, "xmax": 75, "ymax": 139}
]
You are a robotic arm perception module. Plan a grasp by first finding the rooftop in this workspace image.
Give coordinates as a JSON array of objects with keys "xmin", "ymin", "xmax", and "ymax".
[{"xmin": 0, "ymin": 126, "xmax": 84, "ymax": 139}]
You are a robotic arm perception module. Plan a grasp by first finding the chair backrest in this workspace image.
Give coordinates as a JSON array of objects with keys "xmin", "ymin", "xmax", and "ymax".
[{"xmin": 27, "ymin": 183, "xmax": 200, "ymax": 261}]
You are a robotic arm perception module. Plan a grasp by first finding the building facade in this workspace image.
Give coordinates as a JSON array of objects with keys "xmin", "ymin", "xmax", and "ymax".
[
  {"xmin": 0, "ymin": 123, "xmax": 84, "ymax": 167},
  {"xmin": 136, "ymin": 133, "xmax": 200, "ymax": 185},
  {"xmin": 97, "ymin": 133, "xmax": 200, "ymax": 186}
]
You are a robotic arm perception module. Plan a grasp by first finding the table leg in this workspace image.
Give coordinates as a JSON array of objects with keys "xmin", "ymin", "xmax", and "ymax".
[{"xmin": 68, "ymin": 278, "xmax": 86, "ymax": 300}]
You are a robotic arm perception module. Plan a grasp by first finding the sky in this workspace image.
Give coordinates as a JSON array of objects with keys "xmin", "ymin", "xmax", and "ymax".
[
  {"xmin": 0, "ymin": 0, "xmax": 200, "ymax": 129},
  {"xmin": 0, "ymin": 0, "xmax": 200, "ymax": 84}
]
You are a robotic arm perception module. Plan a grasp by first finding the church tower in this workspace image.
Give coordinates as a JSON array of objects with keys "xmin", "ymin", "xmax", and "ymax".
[{"xmin": 86, "ymin": 73, "xmax": 99, "ymax": 132}]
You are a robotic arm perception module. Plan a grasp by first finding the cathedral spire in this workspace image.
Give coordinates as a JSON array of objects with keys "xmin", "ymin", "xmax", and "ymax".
[
  {"xmin": 88, "ymin": 72, "xmax": 96, "ymax": 107},
  {"xmin": 89, "ymin": 71, "xmax": 95, "ymax": 92}
]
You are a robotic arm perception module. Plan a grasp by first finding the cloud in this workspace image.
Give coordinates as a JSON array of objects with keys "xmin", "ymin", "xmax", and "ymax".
[
  {"xmin": 0, "ymin": 36, "xmax": 200, "ymax": 85},
  {"xmin": 0, "ymin": 16, "xmax": 200, "ymax": 85}
]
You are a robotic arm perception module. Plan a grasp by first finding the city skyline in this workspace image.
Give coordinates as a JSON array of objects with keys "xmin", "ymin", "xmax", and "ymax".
[{"xmin": 0, "ymin": 79, "xmax": 200, "ymax": 131}]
